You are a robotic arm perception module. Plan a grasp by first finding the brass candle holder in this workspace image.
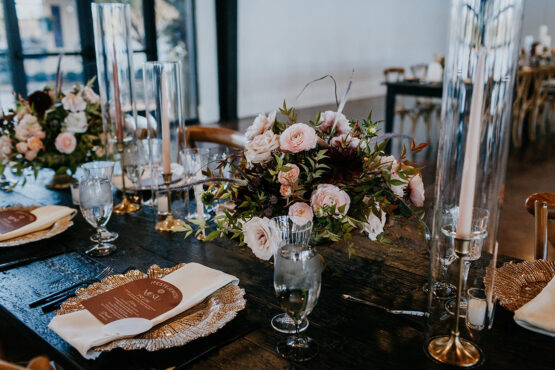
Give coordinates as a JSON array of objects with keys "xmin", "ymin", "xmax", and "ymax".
[
  {"xmin": 113, "ymin": 142, "xmax": 140, "ymax": 214},
  {"xmin": 155, "ymin": 172, "xmax": 186, "ymax": 231},
  {"xmin": 426, "ymin": 235, "xmax": 483, "ymax": 367}
]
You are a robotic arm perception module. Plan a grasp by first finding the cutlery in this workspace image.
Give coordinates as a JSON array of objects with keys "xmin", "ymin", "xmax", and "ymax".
[
  {"xmin": 0, "ymin": 251, "xmax": 65, "ymax": 272},
  {"xmin": 342, "ymin": 294, "xmax": 429, "ymax": 318},
  {"xmin": 30, "ymin": 266, "xmax": 113, "ymax": 308},
  {"xmin": 40, "ymin": 266, "xmax": 135, "ymax": 313}
]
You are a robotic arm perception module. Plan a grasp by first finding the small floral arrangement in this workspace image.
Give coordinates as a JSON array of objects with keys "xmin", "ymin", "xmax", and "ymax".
[
  {"xmin": 201, "ymin": 102, "xmax": 428, "ymax": 258},
  {"xmin": 0, "ymin": 80, "xmax": 104, "ymax": 185}
]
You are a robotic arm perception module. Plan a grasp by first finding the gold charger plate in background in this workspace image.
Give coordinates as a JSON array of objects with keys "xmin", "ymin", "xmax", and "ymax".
[
  {"xmin": 487, "ymin": 260, "xmax": 555, "ymax": 312},
  {"xmin": 0, "ymin": 206, "xmax": 74, "ymax": 247},
  {"xmin": 56, "ymin": 264, "xmax": 246, "ymax": 352}
]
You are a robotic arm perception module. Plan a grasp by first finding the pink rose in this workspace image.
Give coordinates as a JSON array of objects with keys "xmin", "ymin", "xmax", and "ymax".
[
  {"xmin": 244, "ymin": 130, "xmax": 280, "ymax": 165},
  {"xmin": 27, "ymin": 137, "xmax": 43, "ymax": 151},
  {"xmin": 279, "ymin": 123, "xmax": 318, "ymax": 153},
  {"xmin": 242, "ymin": 217, "xmax": 282, "ymax": 260},
  {"xmin": 409, "ymin": 174, "xmax": 425, "ymax": 207},
  {"xmin": 16, "ymin": 142, "xmax": 28, "ymax": 154},
  {"xmin": 0, "ymin": 135, "xmax": 12, "ymax": 161},
  {"xmin": 24, "ymin": 150, "xmax": 38, "ymax": 161},
  {"xmin": 61, "ymin": 93, "xmax": 86, "ymax": 112},
  {"xmin": 376, "ymin": 155, "xmax": 406, "ymax": 198},
  {"xmin": 318, "ymin": 111, "xmax": 350, "ymax": 135},
  {"xmin": 15, "ymin": 114, "xmax": 37, "ymax": 141},
  {"xmin": 28, "ymin": 122, "xmax": 45, "ymax": 139},
  {"xmin": 288, "ymin": 202, "xmax": 314, "ymax": 226},
  {"xmin": 280, "ymin": 184, "xmax": 292, "ymax": 198},
  {"xmin": 310, "ymin": 184, "xmax": 350, "ymax": 217},
  {"xmin": 330, "ymin": 134, "xmax": 365, "ymax": 150},
  {"xmin": 81, "ymin": 86, "xmax": 100, "ymax": 104},
  {"xmin": 55, "ymin": 132, "xmax": 77, "ymax": 154},
  {"xmin": 245, "ymin": 111, "xmax": 276, "ymax": 141},
  {"xmin": 278, "ymin": 164, "xmax": 300, "ymax": 185}
]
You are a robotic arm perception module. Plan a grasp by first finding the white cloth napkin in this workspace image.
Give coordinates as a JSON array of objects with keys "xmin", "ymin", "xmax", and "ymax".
[
  {"xmin": 48, "ymin": 263, "xmax": 239, "ymax": 359},
  {"xmin": 514, "ymin": 275, "xmax": 555, "ymax": 334},
  {"xmin": 0, "ymin": 205, "xmax": 76, "ymax": 241}
]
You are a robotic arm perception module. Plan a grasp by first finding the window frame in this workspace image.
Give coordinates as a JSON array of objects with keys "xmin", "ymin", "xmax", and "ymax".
[{"xmin": 1, "ymin": 0, "xmax": 198, "ymax": 123}]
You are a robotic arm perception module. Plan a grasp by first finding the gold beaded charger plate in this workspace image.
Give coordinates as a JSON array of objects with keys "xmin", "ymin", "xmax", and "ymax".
[
  {"xmin": 487, "ymin": 260, "xmax": 555, "ymax": 312},
  {"xmin": 56, "ymin": 264, "xmax": 247, "ymax": 352},
  {"xmin": 0, "ymin": 206, "xmax": 74, "ymax": 248}
]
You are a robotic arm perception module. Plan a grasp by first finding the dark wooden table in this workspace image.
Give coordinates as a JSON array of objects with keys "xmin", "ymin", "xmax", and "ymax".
[
  {"xmin": 0, "ymin": 172, "xmax": 553, "ymax": 370},
  {"xmin": 383, "ymin": 81, "xmax": 443, "ymax": 135}
]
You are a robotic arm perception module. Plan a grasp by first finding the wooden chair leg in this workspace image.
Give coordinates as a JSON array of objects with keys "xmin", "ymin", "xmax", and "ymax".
[{"xmin": 534, "ymin": 200, "xmax": 548, "ymax": 260}]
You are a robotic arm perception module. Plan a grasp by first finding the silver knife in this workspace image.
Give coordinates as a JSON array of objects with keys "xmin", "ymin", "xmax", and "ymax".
[{"xmin": 342, "ymin": 294, "xmax": 429, "ymax": 318}]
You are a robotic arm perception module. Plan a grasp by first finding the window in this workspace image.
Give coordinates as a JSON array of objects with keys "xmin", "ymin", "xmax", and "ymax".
[{"xmin": 0, "ymin": 0, "xmax": 198, "ymax": 121}]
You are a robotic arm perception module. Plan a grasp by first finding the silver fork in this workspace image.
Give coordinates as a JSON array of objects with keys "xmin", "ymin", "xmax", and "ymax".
[
  {"xmin": 342, "ymin": 294, "xmax": 429, "ymax": 318},
  {"xmin": 30, "ymin": 267, "xmax": 113, "ymax": 307}
]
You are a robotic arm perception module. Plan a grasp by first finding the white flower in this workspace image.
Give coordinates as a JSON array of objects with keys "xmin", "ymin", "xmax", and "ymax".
[
  {"xmin": 242, "ymin": 217, "xmax": 282, "ymax": 260},
  {"xmin": 245, "ymin": 111, "xmax": 276, "ymax": 141},
  {"xmin": 15, "ymin": 114, "xmax": 38, "ymax": 141},
  {"xmin": 62, "ymin": 93, "xmax": 86, "ymax": 112},
  {"xmin": 288, "ymin": 202, "xmax": 314, "ymax": 226},
  {"xmin": 81, "ymin": 86, "xmax": 99, "ymax": 104},
  {"xmin": 362, "ymin": 206, "xmax": 387, "ymax": 241},
  {"xmin": 244, "ymin": 130, "xmax": 280, "ymax": 166},
  {"xmin": 0, "ymin": 135, "xmax": 12, "ymax": 162},
  {"xmin": 64, "ymin": 112, "xmax": 88, "ymax": 133}
]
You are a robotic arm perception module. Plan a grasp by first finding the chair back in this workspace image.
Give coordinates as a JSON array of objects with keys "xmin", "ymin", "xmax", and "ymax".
[
  {"xmin": 185, "ymin": 126, "xmax": 246, "ymax": 150},
  {"xmin": 525, "ymin": 193, "xmax": 555, "ymax": 259},
  {"xmin": 511, "ymin": 70, "xmax": 533, "ymax": 147},
  {"xmin": 384, "ymin": 68, "xmax": 405, "ymax": 82}
]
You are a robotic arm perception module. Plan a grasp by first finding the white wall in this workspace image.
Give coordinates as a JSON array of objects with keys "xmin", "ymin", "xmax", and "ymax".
[
  {"xmin": 237, "ymin": 0, "xmax": 451, "ymax": 118},
  {"xmin": 521, "ymin": 0, "xmax": 555, "ymax": 41}
]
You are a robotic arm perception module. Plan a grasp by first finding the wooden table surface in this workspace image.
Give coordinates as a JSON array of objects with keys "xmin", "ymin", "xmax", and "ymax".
[{"xmin": 0, "ymin": 172, "xmax": 553, "ymax": 370}]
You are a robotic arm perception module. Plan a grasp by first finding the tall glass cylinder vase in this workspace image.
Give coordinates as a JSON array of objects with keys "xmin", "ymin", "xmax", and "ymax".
[
  {"xmin": 143, "ymin": 61, "xmax": 187, "ymax": 231},
  {"xmin": 426, "ymin": 0, "xmax": 523, "ymax": 367},
  {"xmin": 92, "ymin": 3, "xmax": 138, "ymax": 152}
]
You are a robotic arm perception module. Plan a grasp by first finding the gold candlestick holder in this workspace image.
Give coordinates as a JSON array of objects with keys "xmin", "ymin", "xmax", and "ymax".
[
  {"xmin": 426, "ymin": 235, "xmax": 483, "ymax": 367},
  {"xmin": 113, "ymin": 142, "xmax": 140, "ymax": 214},
  {"xmin": 155, "ymin": 173, "xmax": 186, "ymax": 231}
]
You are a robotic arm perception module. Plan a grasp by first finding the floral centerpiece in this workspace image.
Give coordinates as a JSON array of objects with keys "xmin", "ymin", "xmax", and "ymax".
[
  {"xmin": 201, "ymin": 102, "xmax": 428, "ymax": 258},
  {"xmin": 0, "ymin": 81, "xmax": 104, "ymax": 187}
]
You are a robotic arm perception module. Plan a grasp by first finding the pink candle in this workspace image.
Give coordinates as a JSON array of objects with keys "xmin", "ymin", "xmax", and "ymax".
[
  {"xmin": 160, "ymin": 70, "xmax": 171, "ymax": 175},
  {"xmin": 112, "ymin": 46, "xmax": 123, "ymax": 143},
  {"xmin": 456, "ymin": 48, "xmax": 486, "ymax": 238}
]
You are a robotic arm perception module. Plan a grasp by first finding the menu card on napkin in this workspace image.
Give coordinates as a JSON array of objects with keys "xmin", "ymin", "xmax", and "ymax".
[
  {"xmin": 514, "ymin": 276, "xmax": 555, "ymax": 335},
  {"xmin": 0, "ymin": 206, "xmax": 76, "ymax": 242},
  {"xmin": 48, "ymin": 263, "xmax": 239, "ymax": 359},
  {"xmin": 82, "ymin": 278, "xmax": 183, "ymax": 324}
]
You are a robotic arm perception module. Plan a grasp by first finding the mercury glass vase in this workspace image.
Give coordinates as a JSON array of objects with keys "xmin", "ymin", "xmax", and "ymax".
[{"xmin": 426, "ymin": 0, "xmax": 524, "ymax": 365}]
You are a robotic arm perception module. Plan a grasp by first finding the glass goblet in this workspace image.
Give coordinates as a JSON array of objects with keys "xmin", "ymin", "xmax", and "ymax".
[
  {"xmin": 79, "ymin": 178, "xmax": 116, "ymax": 257},
  {"xmin": 274, "ymin": 243, "xmax": 322, "ymax": 362},
  {"xmin": 82, "ymin": 161, "xmax": 118, "ymax": 243},
  {"xmin": 271, "ymin": 216, "xmax": 313, "ymax": 334},
  {"xmin": 179, "ymin": 148, "xmax": 210, "ymax": 220},
  {"xmin": 122, "ymin": 142, "xmax": 148, "ymax": 205}
]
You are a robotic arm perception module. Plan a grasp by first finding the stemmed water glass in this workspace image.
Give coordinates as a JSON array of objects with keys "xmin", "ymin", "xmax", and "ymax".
[
  {"xmin": 271, "ymin": 216, "xmax": 313, "ymax": 334},
  {"xmin": 82, "ymin": 161, "xmax": 118, "ymax": 244},
  {"xmin": 179, "ymin": 148, "xmax": 210, "ymax": 220},
  {"xmin": 274, "ymin": 226, "xmax": 322, "ymax": 362},
  {"xmin": 122, "ymin": 141, "xmax": 148, "ymax": 204},
  {"xmin": 79, "ymin": 177, "xmax": 116, "ymax": 256},
  {"xmin": 205, "ymin": 146, "xmax": 231, "ymax": 213}
]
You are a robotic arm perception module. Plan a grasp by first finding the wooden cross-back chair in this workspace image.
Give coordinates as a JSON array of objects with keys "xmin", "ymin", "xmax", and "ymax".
[
  {"xmin": 525, "ymin": 193, "xmax": 555, "ymax": 260},
  {"xmin": 511, "ymin": 69, "xmax": 533, "ymax": 147},
  {"xmin": 184, "ymin": 126, "xmax": 246, "ymax": 150},
  {"xmin": 529, "ymin": 66, "xmax": 554, "ymax": 141}
]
